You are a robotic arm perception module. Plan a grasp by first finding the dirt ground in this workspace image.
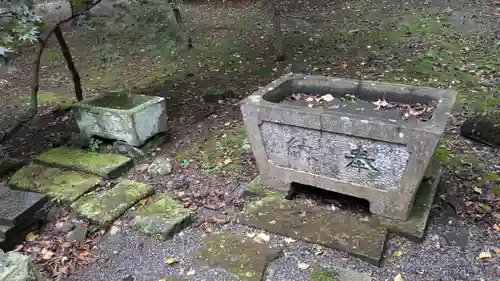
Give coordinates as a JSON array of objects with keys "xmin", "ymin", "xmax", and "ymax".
[{"xmin": 1, "ymin": 0, "xmax": 499, "ymax": 279}]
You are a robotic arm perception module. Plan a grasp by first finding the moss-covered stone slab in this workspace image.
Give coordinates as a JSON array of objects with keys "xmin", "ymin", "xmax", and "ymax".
[
  {"xmin": 132, "ymin": 192, "xmax": 195, "ymax": 240},
  {"xmin": 193, "ymin": 230, "xmax": 281, "ymax": 281},
  {"xmin": 308, "ymin": 266, "xmax": 372, "ymax": 281},
  {"xmin": 371, "ymin": 162, "xmax": 443, "ymax": 241},
  {"xmin": 71, "ymin": 179, "xmax": 153, "ymax": 227},
  {"xmin": 35, "ymin": 146, "xmax": 132, "ymax": 177},
  {"xmin": 235, "ymin": 199, "xmax": 387, "ymax": 265},
  {"xmin": 8, "ymin": 163, "xmax": 100, "ymax": 203}
]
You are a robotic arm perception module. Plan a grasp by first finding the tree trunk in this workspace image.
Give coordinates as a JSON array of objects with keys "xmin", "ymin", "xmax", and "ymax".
[
  {"xmin": 273, "ymin": 8, "xmax": 285, "ymax": 61},
  {"xmin": 172, "ymin": 5, "xmax": 192, "ymax": 48},
  {"xmin": 54, "ymin": 26, "xmax": 83, "ymax": 101},
  {"xmin": 30, "ymin": 39, "xmax": 50, "ymax": 116}
]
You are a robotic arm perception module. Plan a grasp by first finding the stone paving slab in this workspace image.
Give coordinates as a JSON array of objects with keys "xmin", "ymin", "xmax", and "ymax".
[
  {"xmin": 35, "ymin": 146, "xmax": 133, "ymax": 178},
  {"xmin": 0, "ymin": 187, "xmax": 46, "ymax": 227},
  {"xmin": 373, "ymin": 162, "xmax": 443, "ymax": 241},
  {"xmin": 193, "ymin": 230, "xmax": 282, "ymax": 281},
  {"xmin": 8, "ymin": 163, "xmax": 100, "ymax": 203},
  {"xmin": 132, "ymin": 192, "xmax": 195, "ymax": 240},
  {"xmin": 308, "ymin": 266, "xmax": 373, "ymax": 281},
  {"xmin": 235, "ymin": 199, "xmax": 387, "ymax": 265},
  {"xmin": 71, "ymin": 179, "xmax": 153, "ymax": 227}
]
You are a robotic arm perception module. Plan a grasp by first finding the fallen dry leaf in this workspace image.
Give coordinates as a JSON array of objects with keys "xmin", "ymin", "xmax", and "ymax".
[
  {"xmin": 41, "ymin": 248, "xmax": 55, "ymax": 260},
  {"xmin": 297, "ymin": 262, "xmax": 310, "ymax": 270},
  {"xmin": 245, "ymin": 232, "xmax": 256, "ymax": 238},
  {"xmin": 495, "ymin": 248, "xmax": 500, "ymax": 254},
  {"xmin": 321, "ymin": 94, "xmax": 334, "ymax": 102},
  {"xmin": 284, "ymin": 237, "xmax": 296, "ymax": 244},
  {"xmin": 222, "ymin": 158, "xmax": 233, "ymax": 166},
  {"xmin": 25, "ymin": 232, "xmax": 38, "ymax": 242},
  {"xmin": 135, "ymin": 164, "xmax": 149, "ymax": 173},
  {"xmin": 493, "ymin": 224, "xmax": 500, "ymax": 231},
  {"xmin": 477, "ymin": 251, "xmax": 492, "ymax": 259},
  {"xmin": 253, "ymin": 233, "xmax": 270, "ymax": 243},
  {"xmin": 314, "ymin": 245, "xmax": 324, "ymax": 256},
  {"xmin": 394, "ymin": 273, "xmax": 405, "ymax": 281},
  {"xmin": 165, "ymin": 257, "xmax": 180, "ymax": 265},
  {"xmin": 373, "ymin": 98, "xmax": 395, "ymax": 110}
]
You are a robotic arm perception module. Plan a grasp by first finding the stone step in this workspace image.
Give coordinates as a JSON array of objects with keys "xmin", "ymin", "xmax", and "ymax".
[
  {"xmin": 132, "ymin": 192, "xmax": 195, "ymax": 240},
  {"xmin": 193, "ymin": 230, "xmax": 282, "ymax": 281},
  {"xmin": 71, "ymin": 179, "xmax": 154, "ymax": 227},
  {"xmin": 308, "ymin": 266, "xmax": 372, "ymax": 281},
  {"xmin": 235, "ymin": 199, "xmax": 388, "ymax": 265},
  {"xmin": 8, "ymin": 163, "xmax": 101, "ymax": 204},
  {"xmin": 0, "ymin": 187, "xmax": 47, "ymax": 227},
  {"xmin": 35, "ymin": 146, "xmax": 133, "ymax": 178}
]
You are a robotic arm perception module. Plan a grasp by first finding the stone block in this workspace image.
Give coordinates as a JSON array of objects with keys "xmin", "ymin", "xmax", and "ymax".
[
  {"xmin": 0, "ymin": 187, "xmax": 46, "ymax": 227},
  {"xmin": 71, "ymin": 179, "xmax": 153, "ymax": 227},
  {"xmin": 8, "ymin": 164, "xmax": 100, "ymax": 203},
  {"xmin": 132, "ymin": 192, "xmax": 194, "ymax": 240},
  {"xmin": 235, "ymin": 198, "xmax": 387, "ymax": 265},
  {"xmin": 35, "ymin": 146, "xmax": 132, "ymax": 177},
  {"xmin": 72, "ymin": 92, "xmax": 168, "ymax": 146},
  {"xmin": 193, "ymin": 230, "xmax": 281, "ymax": 281},
  {"xmin": 308, "ymin": 266, "xmax": 372, "ymax": 281},
  {"xmin": 240, "ymin": 73, "xmax": 456, "ymax": 220}
]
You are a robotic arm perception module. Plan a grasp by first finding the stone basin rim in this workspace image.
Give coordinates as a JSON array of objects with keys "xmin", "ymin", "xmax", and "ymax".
[
  {"xmin": 72, "ymin": 94, "xmax": 165, "ymax": 113},
  {"xmin": 242, "ymin": 73, "xmax": 457, "ymax": 134}
]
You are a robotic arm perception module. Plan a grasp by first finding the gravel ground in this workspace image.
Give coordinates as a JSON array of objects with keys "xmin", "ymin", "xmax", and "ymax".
[{"xmin": 67, "ymin": 214, "xmax": 500, "ymax": 281}]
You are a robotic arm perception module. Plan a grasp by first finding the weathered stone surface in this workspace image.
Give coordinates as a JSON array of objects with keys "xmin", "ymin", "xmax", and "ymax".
[
  {"xmin": 308, "ymin": 266, "xmax": 372, "ymax": 281},
  {"xmin": 241, "ymin": 73, "xmax": 456, "ymax": 220},
  {"xmin": 9, "ymin": 164, "xmax": 100, "ymax": 203},
  {"xmin": 71, "ymin": 179, "xmax": 153, "ymax": 227},
  {"xmin": 0, "ymin": 188, "xmax": 46, "ymax": 226},
  {"xmin": 194, "ymin": 230, "xmax": 281, "ymax": 281},
  {"xmin": 36, "ymin": 146, "xmax": 132, "ymax": 177},
  {"xmin": 235, "ymin": 199, "xmax": 387, "ymax": 265},
  {"xmin": 72, "ymin": 93, "xmax": 168, "ymax": 146},
  {"xmin": 132, "ymin": 192, "xmax": 194, "ymax": 240},
  {"xmin": 67, "ymin": 226, "xmax": 88, "ymax": 243},
  {"xmin": 372, "ymin": 162, "xmax": 442, "ymax": 240},
  {"xmin": 147, "ymin": 156, "xmax": 173, "ymax": 176},
  {"xmin": 0, "ymin": 251, "xmax": 43, "ymax": 281}
]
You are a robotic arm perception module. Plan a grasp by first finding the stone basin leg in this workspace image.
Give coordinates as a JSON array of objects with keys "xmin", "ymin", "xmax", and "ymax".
[
  {"xmin": 369, "ymin": 199, "xmax": 412, "ymax": 221},
  {"xmin": 260, "ymin": 174, "xmax": 291, "ymax": 193}
]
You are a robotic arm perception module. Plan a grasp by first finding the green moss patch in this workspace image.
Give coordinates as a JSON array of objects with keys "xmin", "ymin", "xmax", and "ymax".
[
  {"xmin": 71, "ymin": 179, "xmax": 153, "ymax": 227},
  {"xmin": 308, "ymin": 266, "xmax": 372, "ymax": 281},
  {"xmin": 193, "ymin": 230, "xmax": 281, "ymax": 281},
  {"xmin": 235, "ymin": 198, "xmax": 388, "ymax": 265},
  {"xmin": 36, "ymin": 147, "xmax": 132, "ymax": 177},
  {"xmin": 179, "ymin": 125, "xmax": 251, "ymax": 174},
  {"xmin": 8, "ymin": 163, "xmax": 100, "ymax": 203},
  {"xmin": 132, "ymin": 192, "xmax": 195, "ymax": 240}
]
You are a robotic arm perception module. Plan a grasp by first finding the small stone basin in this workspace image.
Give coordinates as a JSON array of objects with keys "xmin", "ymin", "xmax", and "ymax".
[{"xmin": 72, "ymin": 92, "xmax": 167, "ymax": 146}]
